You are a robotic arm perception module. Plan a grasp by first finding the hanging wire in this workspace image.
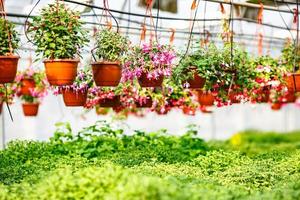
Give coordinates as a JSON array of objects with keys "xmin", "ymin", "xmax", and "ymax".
[
  {"xmin": 155, "ymin": 0, "xmax": 160, "ymax": 43},
  {"xmin": 126, "ymin": 0, "xmax": 131, "ymax": 36},
  {"xmin": 24, "ymin": 0, "xmax": 41, "ymax": 45}
]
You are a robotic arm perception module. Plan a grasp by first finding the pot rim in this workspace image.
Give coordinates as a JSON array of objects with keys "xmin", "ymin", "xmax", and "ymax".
[
  {"xmin": 0, "ymin": 55, "xmax": 20, "ymax": 59},
  {"xmin": 43, "ymin": 59, "xmax": 80, "ymax": 63},
  {"xmin": 91, "ymin": 61, "xmax": 120, "ymax": 65},
  {"xmin": 22, "ymin": 103, "xmax": 40, "ymax": 106}
]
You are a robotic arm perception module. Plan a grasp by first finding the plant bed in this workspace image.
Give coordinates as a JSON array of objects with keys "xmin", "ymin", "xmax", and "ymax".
[
  {"xmin": 62, "ymin": 89, "xmax": 87, "ymax": 107},
  {"xmin": 22, "ymin": 103, "xmax": 39, "ymax": 116}
]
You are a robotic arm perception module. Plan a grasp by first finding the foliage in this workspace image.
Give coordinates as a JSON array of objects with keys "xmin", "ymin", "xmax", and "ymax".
[
  {"xmin": 27, "ymin": 3, "xmax": 88, "ymax": 59},
  {"xmin": 1, "ymin": 124, "xmax": 300, "ymax": 199},
  {"xmin": 94, "ymin": 29, "xmax": 129, "ymax": 62},
  {"xmin": 0, "ymin": 84, "xmax": 15, "ymax": 104},
  {"xmin": 280, "ymin": 40, "xmax": 300, "ymax": 73},
  {"xmin": 0, "ymin": 18, "xmax": 19, "ymax": 55}
]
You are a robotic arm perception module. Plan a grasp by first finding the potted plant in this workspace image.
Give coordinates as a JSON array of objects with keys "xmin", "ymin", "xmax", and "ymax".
[
  {"xmin": 280, "ymin": 41, "xmax": 300, "ymax": 92},
  {"xmin": 123, "ymin": 42, "xmax": 176, "ymax": 87},
  {"xmin": 15, "ymin": 69, "xmax": 47, "ymax": 117},
  {"xmin": 55, "ymin": 68, "xmax": 93, "ymax": 107},
  {"xmin": 0, "ymin": 18, "xmax": 20, "ymax": 83},
  {"xmin": 91, "ymin": 28, "xmax": 129, "ymax": 86},
  {"xmin": 27, "ymin": 2, "xmax": 88, "ymax": 86}
]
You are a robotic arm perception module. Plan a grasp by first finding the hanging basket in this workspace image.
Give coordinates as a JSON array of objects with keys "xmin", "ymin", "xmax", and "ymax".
[
  {"xmin": 20, "ymin": 78, "xmax": 36, "ymax": 95},
  {"xmin": 182, "ymin": 106, "xmax": 196, "ymax": 115},
  {"xmin": 22, "ymin": 103, "xmax": 39, "ymax": 116},
  {"xmin": 136, "ymin": 97, "xmax": 153, "ymax": 108},
  {"xmin": 271, "ymin": 103, "xmax": 282, "ymax": 111},
  {"xmin": 91, "ymin": 61, "xmax": 122, "ymax": 86},
  {"xmin": 62, "ymin": 89, "xmax": 87, "ymax": 107},
  {"xmin": 138, "ymin": 72, "xmax": 164, "ymax": 87},
  {"xmin": 99, "ymin": 96, "xmax": 121, "ymax": 108},
  {"xmin": 198, "ymin": 91, "xmax": 214, "ymax": 106},
  {"xmin": 43, "ymin": 59, "xmax": 79, "ymax": 86},
  {"xmin": 0, "ymin": 55, "xmax": 20, "ymax": 84},
  {"xmin": 186, "ymin": 67, "xmax": 205, "ymax": 89},
  {"xmin": 286, "ymin": 74, "xmax": 300, "ymax": 92}
]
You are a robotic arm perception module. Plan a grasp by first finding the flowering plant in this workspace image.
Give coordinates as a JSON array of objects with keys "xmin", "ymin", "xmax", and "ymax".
[
  {"xmin": 122, "ymin": 42, "xmax": 176, "ymax": 81},
  {"xmin": 55, "ymin": 68, "xmax": 94, "ymax": 94},
  {"xmin": 0, "ymin": 84, "xmax": 15, "ymax": 104},
  {"xmin": 14, "ymin": 68, "xmax": 48, "ymax": 103}
]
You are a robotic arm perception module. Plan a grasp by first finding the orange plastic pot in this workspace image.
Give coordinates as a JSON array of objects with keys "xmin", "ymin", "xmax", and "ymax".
[
  {"xmin": 186, "ymin": 67, "xmax": 205, "ymax": 89},
  {"xmin": 285, "ymin": 91, "xmax": 296, "ymax": 103},
  {"xmin": 271, "ymin": 103, "xmax": 282, "ymax": 111},
  {"xmin": 20, "ymin": 78, "xmax": 36, "ymax": 95},
  {"xmin": 182, "ymin": 106, "xmax": 196, "ymax": 115},
  {"xmin": 92, "ymin": 61, "xmax": 122, "ymax": 86},
  {"xmin": 22, "ymin": 103, "xmax": 39, "ymax": 116},
  {"xmin": 0, "ymin": 55, "xmax": 20, "ymax": 83},
  {"xmin": 286, "ymin": 74, "xmax": 300, "ymax": 92},
  {"xmin": 99, "ymin": 96, "xmax": 121, "ymax": 108},
  {"xmin": 136, "ymin": 98, "xmax": 153, "ymax": 108},
  {"xmin": 62, "ymin": 89, "xmax": 87, "ymax": 107},
  {"xmin": 43, "ymin": 59, "xmax": 79, "ymax": 86},
  {"xmin": 138, "ymin": 72, "xmax": 164, "ymax": 87},
  {"xmin": 95, "ymin": 107, "xmax": 110, "ymax": 115},
  {"xmin": 198, "ymin": 91, "xmax": 214, "ymax": 106}
]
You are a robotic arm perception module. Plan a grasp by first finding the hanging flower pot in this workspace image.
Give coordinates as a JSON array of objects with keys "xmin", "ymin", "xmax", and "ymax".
[
  {"xmin": 286, "ymin": 74, "xmax": 300, "ymax": 92},
  {"xmin": 91, "ymin": 62, "xmax": 122, "ymax": 86},
  {"xmin": 198, "ymin": 91, "xmax": 214, "ymax": 106},
  {"xmin": 182, "ymin": 106, "xmax": 196, "ymax": 115},
  {"xmin": 62, "ymin": 89, "xmax": 87, "ymax": 107},
  {"xmin": 136, "ymin": 97, "xmax": 153, "ymax": 108},
  {"xmin": 20, "ymin": 78, "xmax": 36, "ymax": 95},
  {"xmin": 229, "ymin": 92, "xmax": 240, "ymax": 104},
  {"xmin": 95, "ymin": 107, "xmax": 110, "ymax": 115},
  {"xmin": 284, "ymin": 91, "xmax": 296, "ymax": 103},
  {"xmin": 271, "ymin": 103, "xmax": 282, "ymax": 111},
  {"xmin": 0, "ymin": 55, "xmax": 20, "ymax": 84},
  {"xmin": 43, "ymin": 59, "xmax": 79, "ymax": 86},
  {"xmin": 99, "ymin": 96, "xmax": 121, "ymax": 108},
  {"xmin": 186, "ymin": 67, "xmax": 205, "ymax": 89},
  {"xmin": 22, "ymin": 103, "xmax": 39, "ymax": 116},
  {"xmin": 138, "ymin": 72, "xmax": 164, "ymax": 88}
]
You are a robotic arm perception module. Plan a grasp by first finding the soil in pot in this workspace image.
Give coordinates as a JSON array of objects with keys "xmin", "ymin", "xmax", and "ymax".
[
  {"xmin": 185, "ymin": 67, "xmax": 205, "ymax": 89},
  {"xmin": 136, "ymin": 97, "xmax": 153, "ymax": 108},
  {"xmin": 0, "ymin": 55, "xmax": 20, "ymax": 83},
  {"xmin": 198, "ymin": 91, "xmax": 214, "ymax": 106},
  {"xmin": 99, "ymin": 96, "xmax": 121, "ymax": 108},
  {"xmin": 138, "ymin": 72, "xmax": 164, "ymax": 87},
  {"xmin": 44, "ymin": 59, "xmax": 79, "ymax": 86},
  {"xmin": 286, "ymin": 74, "xmax": 300, "ymax": 92},
  {"xmin": 271, "ymin": 103, "xmax": 282, "ymax": 111},
  {"xmin": 22, "ymin": 103, "xmax": 39, "ymax": 116},
  {"xmin": 92, "ymin": 62, "xmax": 121, "ymax": 87},
  {"xmin": 20, "ymin": 78, "xmax": 36, "ymax": 95},
  {"xmin": 62, "ymin": 89, "xmax": 88, "ymax": 107}
]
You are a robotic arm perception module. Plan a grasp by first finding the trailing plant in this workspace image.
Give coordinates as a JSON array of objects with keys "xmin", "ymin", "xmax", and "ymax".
[
  {"xmin": 122, "ymin": 42, "xmax": 176, "ymax": 81},
  {"xmin": 0, "ymin": 18, "xmax": 19, "ymax": 55},
  {"xmin": 94, "ymin": 28, "xmax": 129, "ymax": 62},
  {"xmin": 27, "ymin": 3, "xmax": 88, "ymax": 59},
  {"xmin": 280, "ymin": 40, "xmax": 300, "ymax": 73}
]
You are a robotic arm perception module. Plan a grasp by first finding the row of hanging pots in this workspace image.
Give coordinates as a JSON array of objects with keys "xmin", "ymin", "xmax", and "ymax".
[{"xmin": 22, "ymin": 103, "xmax": 39, "ymax": 116}]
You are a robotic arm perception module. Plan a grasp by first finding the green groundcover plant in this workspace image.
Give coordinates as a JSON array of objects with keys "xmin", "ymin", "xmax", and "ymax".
[{"xmin": 1, "ymin": 122, "xmax": 300, "ymax": 200}]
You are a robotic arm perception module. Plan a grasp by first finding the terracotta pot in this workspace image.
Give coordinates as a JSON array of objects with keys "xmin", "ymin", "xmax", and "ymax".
[
  {"xmin": 43, "ymin": 59, "xmax": 79, "ymax": 86},
  {"xmin": 91, "ymin": 61, "xmax": 122, "ymax": 86},
  {"xmin": 285, "ymin": 91, "xmax": 296, "ymax": 103},
  {"xmin": 136, "ymin": 97, "xmax": 153, "ymax": 108},
  {"xmin": 22, "ymin": 103, "xmax": 39, "ymax": 116},
  {"xmin": 62, "ymin": 89, "xmax": 87, "ymax": 107},
  {"xmin": 198, "ymin": 91, "xmax": 214, "ymax": 106},
  {"xmin": 186, "ymin": 67, "xmax": 205, "ymax": 89},
  {"xmin": 99, "ymin": 96, "xmax": 121, "ymax": 108},
  {"xmin": 138, "ymin": 72, "xmax": 164, "ymax": 87},
  {"xmin": 95, "ymin": 107, "xmax": 110, "ymax": 115},
  {"xmin": 0, "ymin": 102, "xmax": 2, "ymax": 114},
  {"xmin": 286, "ymin": 74, "xmax": 300, "ymax": 92},
  {"xmin": 271, "ymin": 103, "xmax": 282, "ymax": 111},
  {"xmin": 20, "ymin": 78, "xmax": 36, "ymax": 95},
  {"xmin": 182, "ymin": 106, "xmax": 196, "ymax": 115},
  {"xmin": 0, "ymin": 55, "xmax": 20, "ymax": 83}
]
